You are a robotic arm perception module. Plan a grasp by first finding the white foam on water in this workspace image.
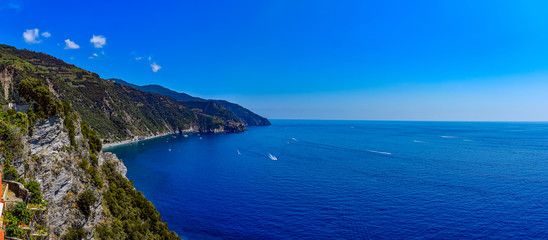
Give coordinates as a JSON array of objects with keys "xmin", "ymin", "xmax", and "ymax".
[
  {"xmin": 366, "ymin": 150, "xmax": 392, "ymax": 155},
  {"xmin": 441, "ymin": 136, "xmax": 457, "ymax": 138}
]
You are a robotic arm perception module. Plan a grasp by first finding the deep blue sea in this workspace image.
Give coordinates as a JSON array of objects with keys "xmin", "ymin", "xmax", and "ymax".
[{"xmin": 106, "ymin": 120, "xmax": 548, "ymax": 239}]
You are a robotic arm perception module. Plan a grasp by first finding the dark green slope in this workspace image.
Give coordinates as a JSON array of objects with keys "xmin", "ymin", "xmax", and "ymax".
[
  {"xmin": 0, "ymin": 44, "xmax": 245, "ymax": 140},
  {"xmin": 110, "ymin": 78, "xmax": 271, "ymax": 126}
]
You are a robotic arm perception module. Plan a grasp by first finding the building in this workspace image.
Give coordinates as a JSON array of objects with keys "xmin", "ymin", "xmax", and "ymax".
[{"xmin": 0, "ymin": 103, "xmax": 32, "ymax": 113}]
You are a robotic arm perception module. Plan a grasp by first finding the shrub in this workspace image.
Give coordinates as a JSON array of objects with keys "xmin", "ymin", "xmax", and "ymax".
[
  {"xmin": 62, "ymin": 227, "xmax": 87, "ymax": 240},
  {"xmin": 79, "ymin": 159, "xmax": 89, "ymax": 170},
  {"xmin": 88, "ymin": 167, "xmax": 103, "ymax": 187},
  {"xmin": 77, "ymin": 190, "xmax": 96, "ymax": 217},
  {"xmin": 62, "ymin": 101, "xmax": 71, "ymax": 118},
  {"xmin": 13, "ymin": 202, "xmax": 32, "ymax": 225},
  {"xmin": 3, "ymin": 163, "xmax": 18, "ymax": 180},
  {"xmin": 18, "ymin": 77, "xmax": 61, "ymax": 118},
  {"xmin": 89, "ymin": 153, "xmax": 98, "ymax": 167},
  {"xmin": 81, "ymin": 121, "xmax": 102, "ymax": 153},
  {"xmin": 6, "ymin": 224, "xmax": 24, "ymax": 238},
  {"xmin": 63, "ymin": 117, "xmax": 76, "ymax": 147},
  {"xmin": 25, "ymin": 180, "xmax": 43, "ymax": 204}
]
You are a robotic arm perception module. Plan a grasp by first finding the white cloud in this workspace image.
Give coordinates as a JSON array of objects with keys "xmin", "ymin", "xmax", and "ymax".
[
  {"xmin": 64, "ymin": 39, "xmax": 80, "ymax": 49},
  {"xmin": 88, "ymin": 53, "xmax": 99, "ymax": 59},
  {"xmin": 90, "ymin": 35, "xmax": 106, "ymax": 48},
  {"xmin": 148, "ymin": 56, "xmax": 152, "ymax": 61},
  {"xmin": 150, "ymin": 62, "xmax": 161, "ymax": 72},
  {"xmin": 23, "ymin": 29, "xmax": 41, "ymax": 44},
  {"xmin": 41, "ymin": 31, "xmax": 51, "ymax": 38},
  {"xmin": 135, "ymin": 56, "xmax": 142, "ymax": 60}
]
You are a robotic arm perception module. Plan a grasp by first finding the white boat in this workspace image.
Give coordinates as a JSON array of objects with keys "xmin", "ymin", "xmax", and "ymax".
[
  {"xmin": 237, "ymin": 149, "xmax": 241, "ymax": 155},
  {"xmin": 268, "ymin": 153, "xmax": 278, "ymax": 160},
  {"xmin": 184, "ymin": 134, "xmax": 188, "ymax": 138}
]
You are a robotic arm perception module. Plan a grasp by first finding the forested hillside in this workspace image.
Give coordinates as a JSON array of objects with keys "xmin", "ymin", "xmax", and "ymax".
[
  {"xmin": 0, "ymin": 44, "xmax": 247, "ymax": 141},
  {"xmin": 111, "ymin": 78, "xmax": 271, "ymax": 126}
]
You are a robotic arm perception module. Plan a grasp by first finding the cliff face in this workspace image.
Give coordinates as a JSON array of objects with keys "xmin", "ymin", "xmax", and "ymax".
[
  {"xmin": 1, "ymin": 112, "xmax": 178, "ymax": 239},
  {"xmin": 10, "ymin": 116, "xmax": 128, "ymax": 239}
]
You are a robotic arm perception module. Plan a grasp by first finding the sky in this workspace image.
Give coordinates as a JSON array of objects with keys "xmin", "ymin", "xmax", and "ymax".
[{"xmin": 1, "ymin": 0, "xmax": 548, "ymax": 121}]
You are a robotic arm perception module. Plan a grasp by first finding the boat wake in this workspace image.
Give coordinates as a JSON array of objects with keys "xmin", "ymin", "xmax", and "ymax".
[
  {"xmin": 268, "ymin": 153, "xmax": 278, "ymax": 160},
  {"xmin": 366, "ymin": 150, "xmax": 392, "ymax": 155}
]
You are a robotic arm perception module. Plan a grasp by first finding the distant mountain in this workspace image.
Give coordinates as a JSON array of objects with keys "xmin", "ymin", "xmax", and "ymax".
[
  {"xmin": 110, "ymin": 78, "xmax": 271, "ymax": 126},
  {"xmin": 111, "ymin": 79, "xmax": 200, "ymax": 101},
  {"xmin": 0, "ymin": 44, "xmax": 246, "ymax": 141}
]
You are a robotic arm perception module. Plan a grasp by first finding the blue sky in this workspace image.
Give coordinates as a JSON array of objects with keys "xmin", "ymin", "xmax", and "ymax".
[{"xmin": 1, "ymin": 0, "xmax": 548, "ymax": 121}]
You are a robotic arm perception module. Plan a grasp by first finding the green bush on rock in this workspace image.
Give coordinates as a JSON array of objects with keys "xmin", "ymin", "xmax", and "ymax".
[{"xmin": 77, "ymin": 190, "xmax": 96, "ymax": 217}]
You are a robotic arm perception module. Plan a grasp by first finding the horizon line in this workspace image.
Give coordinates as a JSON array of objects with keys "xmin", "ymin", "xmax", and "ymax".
[{"xmin": 266, "ymin": 118, "xmax": 548, "ymax": 123}]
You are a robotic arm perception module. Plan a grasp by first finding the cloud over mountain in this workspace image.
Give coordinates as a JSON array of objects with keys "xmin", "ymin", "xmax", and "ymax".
[{"xmin": 23, "ymin": 29, "xmax": 41, "ymax": 44}]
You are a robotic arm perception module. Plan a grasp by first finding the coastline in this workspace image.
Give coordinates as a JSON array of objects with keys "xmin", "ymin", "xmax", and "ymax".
[{"xmin": 101, "ymin": 131, "xmax": 177, "ymax": 150}]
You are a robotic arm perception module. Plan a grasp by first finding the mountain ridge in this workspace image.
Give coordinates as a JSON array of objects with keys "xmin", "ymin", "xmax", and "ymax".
[
  {"xmin": 0, "ymin": 44, "xmax": 265, "ymax": 141},
  {"xmin": 109, "ymin": 78, "xmax": 271, "ymax": 126}
]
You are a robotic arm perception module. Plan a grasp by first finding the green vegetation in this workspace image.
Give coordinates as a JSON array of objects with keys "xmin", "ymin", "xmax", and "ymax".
[
  {"xmin": 4, "ymin": 202, "xmax": 33, "ymax": 238},
  {"xmin": 3, "ymin": 163, "xmax": 18, "ymax": 180},
  {"xmin": 79, "ymin": 157, "xmax": 103, "ymax": 187},
  {"xmin": 1, "ymin": 44, "xmax": 247, "ymax": 141},
  {"xmin": 62, "ymin": 101, "xmax": 77, "ymax": 147},
  {"xmin": 0, "ymin": 111, "xmax": 25, "ymax": 164},
  {"xmin": 81, "ymin": 121, "xmax": 101, "ymax": 153},
  {"xmin": 89, "ymin": 152, "xmax": 98, "ymax": 166},
  {"xmin": 13, "ymin": 202, "xmax": 32, "ymax": 224},
  {"xmin": 18, "ymin": 77, "xmax": 61, "ymax": 119},
  {"xmin": 6, "ymin": 224, "xmax": 25, "ymax": 238},
  {"xmin": 63, "ymin": 116, "xmax": 76, "ymax": 147},
  {"xmin": 62, "ymin": 227, "xmax": 87, "ymax": 240},
  {"xmin": 88, "ymin": 166, "xmax": 103, "ymax": 187},
  {"xmin": 111, "ymin": 78, "xmax": 271, "ymax": 126},
  {"xmin": 0, "ymin": 44, "xmax": 185, "ymax": 240},
  {"xmin": 97, "ymin": 162, "xmax": 180, "ymax": 240},
  {"xmin": 25, "ymin": 180, "xmax": 43, "ymax": 204},
  {"xmin": 77, "ymin": 190, "xmax": 96, "ymax": 217}
]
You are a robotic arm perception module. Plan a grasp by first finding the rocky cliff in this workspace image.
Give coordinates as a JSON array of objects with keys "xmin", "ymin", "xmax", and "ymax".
[{"xmin": 4, "ymin": 114, "xmax": 179, "ymax": 239}]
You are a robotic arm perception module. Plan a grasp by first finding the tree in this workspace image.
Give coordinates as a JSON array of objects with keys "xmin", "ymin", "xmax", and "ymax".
[
  {"xmin": 25, "ymin": 180, "xmax": 43, "ymax": 204},
  {"xmin": 77, "ymin": 190, "xmax": 96, "ymax": 217},
  {"xmin": 18, "ymin": 78, "xmax": 60, "ymax": 118}
]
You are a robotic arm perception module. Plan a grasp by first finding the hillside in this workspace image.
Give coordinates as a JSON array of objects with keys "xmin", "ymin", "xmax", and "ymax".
[
  {"xmin": 0, "ymin": 83, "xmax": 180, "ymax": 239},
  {"xmin": 0, "ymin": 44, "xmax": 247, "ymax": 141},
  {"xmin": 110, "ymin": 78, "xmax": 271, "ymax": 126}
]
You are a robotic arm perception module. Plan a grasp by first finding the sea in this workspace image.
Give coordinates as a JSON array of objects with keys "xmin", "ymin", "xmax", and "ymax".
[{"xmin": 106, "ymin": 120, "xmax": 548, "ymax": 239}]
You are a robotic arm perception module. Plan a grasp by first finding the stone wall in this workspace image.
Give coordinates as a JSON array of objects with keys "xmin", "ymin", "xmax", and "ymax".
[{"xmin": 3, "ymin": 180, "xmax": 30, "ymax": 203}]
